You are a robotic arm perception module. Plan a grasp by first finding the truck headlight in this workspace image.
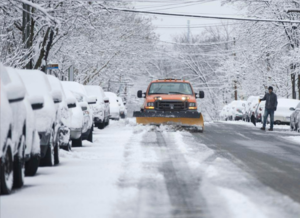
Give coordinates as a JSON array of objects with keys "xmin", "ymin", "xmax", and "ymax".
[
  {"xmin": 146, "ymin": 102, "xmax": 155, "ymax": 109},
  {"xmin": 189, "ymin": 103, "xmax": 196, "ymax": 107}
]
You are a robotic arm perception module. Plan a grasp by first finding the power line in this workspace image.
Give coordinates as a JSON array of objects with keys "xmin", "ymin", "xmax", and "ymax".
[{"xmin": 107, "ymin": 8, "xmax": 300, "ymax": 23}]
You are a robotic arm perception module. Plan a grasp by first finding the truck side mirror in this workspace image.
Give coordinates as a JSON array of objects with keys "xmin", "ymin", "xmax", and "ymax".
[
  {"xmin": 137, "ymin": 90, "xmax": 144, "ymax": 98},
  {"xmin": 199, "ymin": 91, "xmax": 204, "ymax": 99}
]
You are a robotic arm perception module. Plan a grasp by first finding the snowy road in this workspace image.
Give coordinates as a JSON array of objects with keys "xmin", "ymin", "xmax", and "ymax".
[{"xmin": 1, "ymin": 120, "xmax": 300, "ymax": 218}]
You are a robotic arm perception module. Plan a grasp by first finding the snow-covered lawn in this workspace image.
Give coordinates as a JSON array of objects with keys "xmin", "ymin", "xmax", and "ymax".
[{"xmin": 1, "ymin": 119, "xmax": 300, "ymax": 218}]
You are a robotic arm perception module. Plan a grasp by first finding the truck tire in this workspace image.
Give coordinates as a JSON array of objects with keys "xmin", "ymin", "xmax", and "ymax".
[
  {"xmin": 105, "ymin": 118, "xmax": 109, "ymax": 126},
  {"xmin": 72, "ymin": 136, "xmax": 82, "ymax": 147},
  {"xmin": 54, "ymin": 145, "xmax": 60, "ymax": 165},
  {"xmin": 25, "ymin": 155, "xmax": 40, "ymax": 176},
  {"xmin": 0, "ymin": 143, "xmax": 13, "ymax": 195}
]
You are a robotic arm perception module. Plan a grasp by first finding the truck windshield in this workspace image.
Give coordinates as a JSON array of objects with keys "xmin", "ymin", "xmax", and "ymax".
[{"xmin": 148, "ymin": 82, "xmax": 193, "ymax": 95}]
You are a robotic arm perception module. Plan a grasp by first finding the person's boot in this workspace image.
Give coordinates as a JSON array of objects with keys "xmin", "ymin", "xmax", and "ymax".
[
  {"xmin": 260, "ymin": 127, "xmax": 266, "ymax": 131},
  {"xmin": 268, "ymin": 129, "xmax": 273, "ymax": 131}
]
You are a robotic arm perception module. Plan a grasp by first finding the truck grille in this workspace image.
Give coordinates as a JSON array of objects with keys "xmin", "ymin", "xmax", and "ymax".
[{"xmin": 156, "ymin": 101, "xmax": 187, "ymax": 111}]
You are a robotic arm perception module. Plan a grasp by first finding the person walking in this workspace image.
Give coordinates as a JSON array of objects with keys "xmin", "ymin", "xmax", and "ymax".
[{"xmin": 259, "ymin": 86, "xmax": 278, "ymax": 131}]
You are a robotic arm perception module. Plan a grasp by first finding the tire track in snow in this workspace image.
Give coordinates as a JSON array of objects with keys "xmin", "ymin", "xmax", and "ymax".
[{"xmin": 155, "ymin": 131, "xmax": 209, "ymax": 218}]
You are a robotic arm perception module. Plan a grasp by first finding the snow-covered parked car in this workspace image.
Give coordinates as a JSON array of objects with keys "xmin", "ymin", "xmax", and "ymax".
[
  {"xmin": 274, "ymin": 99, "xmax": 300, "ymax": 125},
  {"xmin": 47, "ymin": 75, "xmax": 77, "ymax": 150},
  {"xmin": 62, "ymin": 82, "xmax": 95, "ymax": 143},
  {"xmin": 85, "ymin": 85, "xmax": 110, "ymax": 129},
  {"xmin": 0, "ymin": 77, "xmax": 26, "ymax": 194},
  {"xmin": 18, "ymin": 70, "xmax": 62, "ymax": 166},
  {"xmin": 117, "ymin": 97, "xmax": 127, "ymax": 119},
  {"xmin": 62, "ymin": 87, "xmax": 85, "ymax": 147},
  {"xmin": 220, "ymin": 105, "xmax": 230, "ymax": 121},
  {"xmin": 5, "ymin": 67, "xmax": 42, "ymax": 176},
  {"xmin": 290, "ymin": 102, "xmax": 300, "ymax": 131},
  {"xmin": 228, "ymin": 100, "xmax": 247, "ymax": 121},
  {"xmin": 105, "ymin": 92, "xmax": 120, "ymax": 120}
]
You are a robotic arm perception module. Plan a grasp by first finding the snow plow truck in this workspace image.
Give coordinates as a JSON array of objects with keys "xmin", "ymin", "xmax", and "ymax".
[{"xmin": 133, "ymin": 79, "xmax": 205, "ymax": 132}]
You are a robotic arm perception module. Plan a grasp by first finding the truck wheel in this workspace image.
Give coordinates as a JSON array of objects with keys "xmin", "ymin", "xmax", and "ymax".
[
  {"xmin": 72, "ymin": 136, "xmax": 82, "ymax": 147},
  {"xmin": 87, "ymin": 128, "xmax": 93, "ymax": 143},
  {"xmin": 0, "ymin": 143, "xmax": 13, "ymax": 195},
  {"xmin": 105, "ymin": 119, "xmax": 110, "ymax": 126},
  {"xmin": 40, "ymin": 130, "xmax": 54, "ymax": 167},
  {"xmin": 54, "ymin": 145, "xmax": 60, "ymax": 165},
  {"xmin": 25, "ymin": 155, "xmax": 40, "ymax": 176}
]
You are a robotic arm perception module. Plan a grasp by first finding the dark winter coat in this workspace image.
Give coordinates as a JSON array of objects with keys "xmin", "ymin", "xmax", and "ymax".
[{"xmin": 260, "ymin": 92, "xmax": 278, "ymax": 111}]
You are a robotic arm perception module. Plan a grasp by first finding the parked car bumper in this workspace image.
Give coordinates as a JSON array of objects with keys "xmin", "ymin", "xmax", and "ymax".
[
  {"xmin": 275, "ymin": 116, "xmax": 290, "ymax": 124},
  {"xmin": 70, "ymin": 128, "xmax": 82, "ymax": 140},
  {"xmin": 110, "ymin": 112, "xmax": 120, "ymax": 120}
]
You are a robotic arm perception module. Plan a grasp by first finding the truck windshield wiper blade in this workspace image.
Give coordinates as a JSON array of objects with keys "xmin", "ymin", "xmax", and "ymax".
[{"xmin": 168, "ymin": 92, "xmax": 185, "ymax": 94}]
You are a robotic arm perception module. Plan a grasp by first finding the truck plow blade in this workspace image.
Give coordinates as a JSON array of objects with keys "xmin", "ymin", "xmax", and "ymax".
[{"xmin": 133, "ymin": 111, "xmax": 204, "ymax": 131}]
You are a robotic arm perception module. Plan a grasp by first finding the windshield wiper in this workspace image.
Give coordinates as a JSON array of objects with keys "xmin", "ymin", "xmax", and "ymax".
[{"xmin": 168, "ymin": 92, "xmax": 186, "ymax": 94}]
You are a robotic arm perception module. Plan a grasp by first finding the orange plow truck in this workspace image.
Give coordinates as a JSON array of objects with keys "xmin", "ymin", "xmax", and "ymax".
[{"xmin": 133, "ymin": 79, "xmax": 205, "ymax": 132}]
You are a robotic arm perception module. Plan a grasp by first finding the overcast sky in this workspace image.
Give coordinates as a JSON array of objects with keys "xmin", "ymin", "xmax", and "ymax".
[{"xmin": 133, "ymin": 0, "xmax": 242, "ymax": 41}]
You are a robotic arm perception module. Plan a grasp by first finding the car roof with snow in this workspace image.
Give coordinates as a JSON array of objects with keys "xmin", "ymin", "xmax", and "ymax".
[
  {"xmin": 105, "ymin": 92, "xmax": 117, "ymax": 98},
  {"xmin": 62, "ymin": 81, "xmax": 87, "ymax": 95},
  {"xmin": 278, "ymin": 99, "xmax": 300, "ymax": 108},
  {"xmin": 47, "ymin": 75, "xmax": 66, "ymax": 98},
  {"xmin": 62, "ymin": 82, "xmax": 88, "ymax": 102},
  {"xmin": 85, "ymin": 85, "xmax": 105, "ymax": 100},
  {"xmin": 247, "ymin": 96, "xmax": 259, "ymax": 102},
  {"xmin": 17, "ymin": 69, "xmax": 51, "ymax": 95},
  {"xmin": 4, "ymin": 67, "xmax": 27, "ymax": 91}
]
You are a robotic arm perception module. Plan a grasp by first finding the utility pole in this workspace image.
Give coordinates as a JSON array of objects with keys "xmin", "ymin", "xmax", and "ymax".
[
  {"xmin": 22, "ymin": 3, "xmax": 32, "ymax": 69},
  {"xmin": 233, "ymin": 37, "xmax": 238, "ymax": 100},
  {"xmin": 298, "ymin": 75, "xmax": 300, "ymax": 100},
  {"xmin": 292, "ymin": 73, "xmax": 296, "ymax": 99},
  {"xmin": 187, "ymin": 20, "xmax": 190, "ymax": 43}
]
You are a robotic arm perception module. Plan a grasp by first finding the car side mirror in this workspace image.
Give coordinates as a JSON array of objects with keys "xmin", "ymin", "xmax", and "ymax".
[
  {"xmin": 51, "ymin": 90, "xmax": 62, "ymax": 104},
  {"xmin": 290, "ymin": 107, "xmax": 296, "ymax": 111},
  {"xmin": 137, "ymin": 90, "xmax": 145, "ymax": 98},
  {"xmin": 104, "ymin": 97, "xmax": 109, "ymax": 103},
  {"xmin": 5, "ymin": 84, "xmax": 25, "ymax": 103},
  {"xmin": 87, "ymin": 95, "xmax": 97, "ymax": 105},
  {"xmin": 66, "ymin": 96, "xmax": 76, "ymax": 109},
  {"xmin": 79, "ymin": 102, "xmax": 88, "ymax": 111},
  {"xmin": 28, "ymin": 95, "xmax": 44, "ymax": 110}
]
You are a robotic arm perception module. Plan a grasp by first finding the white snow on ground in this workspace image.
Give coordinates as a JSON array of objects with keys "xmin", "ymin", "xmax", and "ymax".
[
  {"xmin": 1, "ymin": 120, "xmax": 134, "ymax": 218},
  {"xmin": 2, "ymin": 119, "xmax": 300, "ymax": 218},
  {"xmin": 284, "ymin": 136, "xmax": 300, "ymax": 144},
  {"xmin": 167, "ymin": 129, "xmax": 300, "ymax": 218},
  {"xmin": 218, "ymin": 120, "xmax": 291, "ymax": 130}
]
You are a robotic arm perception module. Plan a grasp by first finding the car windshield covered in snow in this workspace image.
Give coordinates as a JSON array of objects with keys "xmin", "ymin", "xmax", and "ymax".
[
  {"xmin": 148, "ymin": 82, "xmax": 193, "ymax": 95},
  {"xmin": 71, "ymin": 91, "xmax": 86, "ymax": 103}
]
